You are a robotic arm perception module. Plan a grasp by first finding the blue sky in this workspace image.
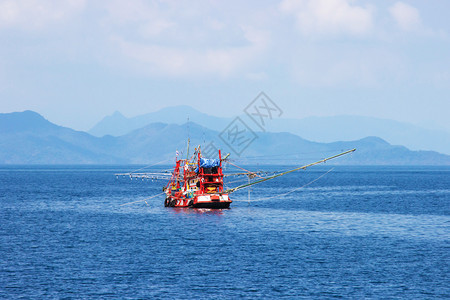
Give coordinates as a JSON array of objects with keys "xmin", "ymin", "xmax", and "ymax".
[{"xmin": 0, "ymin": 0, "xmax": 449, "ymax": 132}]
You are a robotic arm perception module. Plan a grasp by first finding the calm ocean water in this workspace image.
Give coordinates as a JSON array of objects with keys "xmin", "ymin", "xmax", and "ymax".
[{"xmin": 0, "ymin": 165, "xmax": 449, "ymax": 299}]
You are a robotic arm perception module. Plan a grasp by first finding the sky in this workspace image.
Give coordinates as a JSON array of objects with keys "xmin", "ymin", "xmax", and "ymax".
[{"xmin": 0, "ymin": 0, "xmax": 449, "ymax": 132}]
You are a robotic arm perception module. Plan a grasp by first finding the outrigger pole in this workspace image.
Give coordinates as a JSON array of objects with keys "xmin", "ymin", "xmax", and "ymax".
[{"xmin": 225, "ymin": 148, "xmax": 356, "ymax": 193}]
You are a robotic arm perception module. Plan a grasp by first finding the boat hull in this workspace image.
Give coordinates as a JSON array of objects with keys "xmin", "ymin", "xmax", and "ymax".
[
  {"xmin": 192, "ymin": 201, "xmax": 231, "ymax": 209},
  {"xmin": 165, "ymin": 193, "xmax": 231, "ymax": 209}
]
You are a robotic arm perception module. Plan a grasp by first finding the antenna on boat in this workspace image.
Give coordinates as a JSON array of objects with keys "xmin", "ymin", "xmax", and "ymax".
[{"xmin": 186, "ymin": 116, "xmax": 190, "ymax": 160}]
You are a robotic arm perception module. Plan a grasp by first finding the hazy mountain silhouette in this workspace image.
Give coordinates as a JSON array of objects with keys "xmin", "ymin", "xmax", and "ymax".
[
  {"xmin": 88, "ymin": 105, "xmax": 231, "ymax": 137},
  {"xmin": 0, "ymin": 111, "xmax": 124, "ymax": 164},
  {"xmin": 1, "ymin": 111, "xmax": 449, "ymax": 165},
  {"xmin": 265, "ymin": 115, "xmax": 450, "ymax": 155},
  {"xmin": 89, "ymin": 106, "xmax": 450, "ymax": 155}
]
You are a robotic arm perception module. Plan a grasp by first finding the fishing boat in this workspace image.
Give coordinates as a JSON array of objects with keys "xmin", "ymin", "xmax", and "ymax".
[
  {"xmin": 164, "ymin": 147, "xmax": 231, "ymax": 208},
  {"xmin": 117, "ymin": 142, "xmax": 355, "ymax": 209}
]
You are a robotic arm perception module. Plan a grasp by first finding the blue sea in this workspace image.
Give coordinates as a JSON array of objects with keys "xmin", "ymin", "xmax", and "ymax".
[{"xmin": 0, "ymin": 165, "xmax": 449, "ymax": 299}]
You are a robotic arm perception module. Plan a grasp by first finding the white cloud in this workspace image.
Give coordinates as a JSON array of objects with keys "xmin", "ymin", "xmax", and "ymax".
[
  {"xmin": 102, "ymin": 0, "xmax": 175, "ymax": 38},
  {"xmin": 112, "ymin": 25, "xmax": 269, "ymax": 77},
  {"xmin": 101, "ymin": 1, "xmax": 271, "ymax": 77},
  {"xmin": 389, "ymin": 2, "xmax": 421, "ymax": 31},
  {"xmin": 0, "ymin": 0, "xmax": 85, "ymax": 30},
  {"xmin": 280, "ymin": 0, "xmax": 374, "ymax": 36},
  {"xmin": 288, "ymin": 43, "xmax": 407, "ymax": 87}
]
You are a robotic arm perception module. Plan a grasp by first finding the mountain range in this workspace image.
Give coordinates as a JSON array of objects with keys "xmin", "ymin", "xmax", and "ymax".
[
  {"xmin": 89, "ymin": 106, "xmax": 450, "ymax": 155},
  {"xmin": 1, "ymin": 110, "xmax": 450, "ymax": 165}
]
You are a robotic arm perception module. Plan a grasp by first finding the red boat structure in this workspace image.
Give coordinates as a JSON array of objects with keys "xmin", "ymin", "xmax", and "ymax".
[
  {"xmin": 163, "ymin": 147, "xmax": 231, "ymax": 209},
  {"xmin": 118, "ymin": 142, "xmax": 356, "ymax": 209}
]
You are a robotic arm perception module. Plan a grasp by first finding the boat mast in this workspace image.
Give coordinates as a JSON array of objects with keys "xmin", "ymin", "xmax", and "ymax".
[
  {"xmin": 186, "ymin": 138, "xmax": 190, "ymax": 161},
  {"xmin": 186, "ymin": 116, "xmax": 190, "ymax": 161}
]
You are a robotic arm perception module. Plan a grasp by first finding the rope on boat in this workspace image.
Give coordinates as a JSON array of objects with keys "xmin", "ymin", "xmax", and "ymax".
[
  {"xmin": 119, "ymin": 192, "xmax": 166, "ymax": 206},
  {"xmin": 225, "ymin": 177, "xmax": 254, "ymax": 186},
  {"xmin": 231, "ymin": 149, "xmax": 354, "ymax": 162},
  {"xmin": 226, "ymin": 161, "xmax": 265, "ymax": 179},
  {"xmin": 232, "ymin": 168, "xmax": 334, "ymax": 202},
  {"xmin": 225, "ymin": 148, "xmax": 355, "ymax": 193},
  {"xmin": 128, "ymin": 158, "xmax": 172, "ymax": 174}
]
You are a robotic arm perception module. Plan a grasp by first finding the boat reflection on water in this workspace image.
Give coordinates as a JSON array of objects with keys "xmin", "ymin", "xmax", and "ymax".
[{"xmin": 169, "ymin": 207, "xmax": 226, "ymax": 216}]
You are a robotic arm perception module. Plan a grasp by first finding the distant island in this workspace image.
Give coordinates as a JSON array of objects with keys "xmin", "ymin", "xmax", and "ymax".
[
  {"xmin": 0, "ymin": 110, "xmax": 449, "ymax": 165},
  {"xmin": 88, "ymin": 105, "xmax": 450, "ymax": 156}
]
